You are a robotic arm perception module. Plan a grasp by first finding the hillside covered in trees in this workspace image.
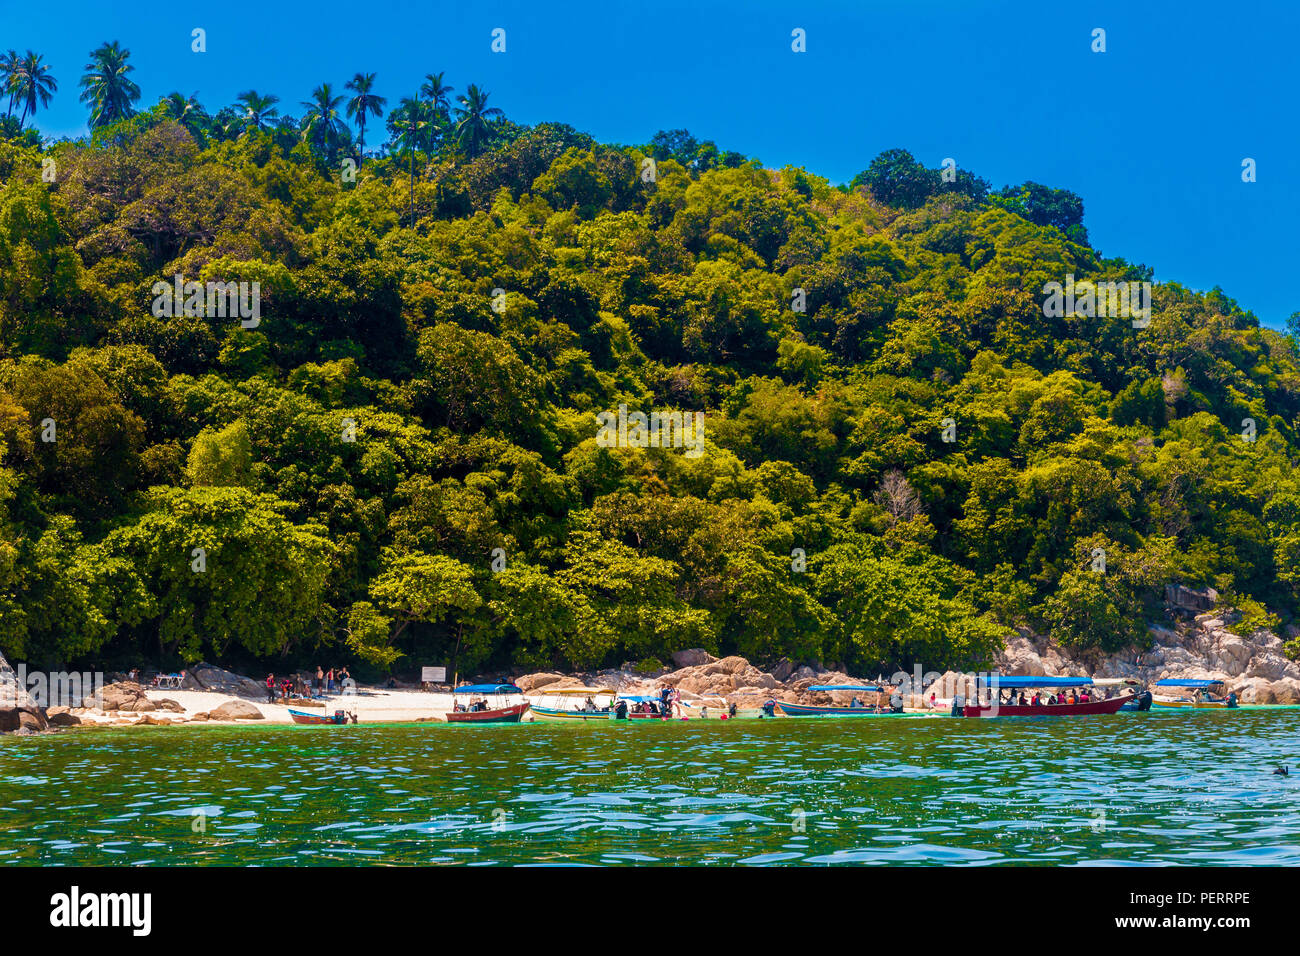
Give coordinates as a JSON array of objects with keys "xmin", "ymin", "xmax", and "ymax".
[{"xmin": 2, "ymin": 51, "xmax": 1299, "ymax": 678}]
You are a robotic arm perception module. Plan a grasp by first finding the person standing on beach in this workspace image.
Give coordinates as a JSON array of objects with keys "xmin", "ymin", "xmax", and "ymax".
[
  {"xmin": 326, "ymin": 668, "xmax": 335, "ymax": 694},
  {"xmin": 316, "ymin": 666, "xmax": 324, "ymax": 695},
  {"xmin": 266, "ymin": 673, "xmax": 276, "ymax": 703}
]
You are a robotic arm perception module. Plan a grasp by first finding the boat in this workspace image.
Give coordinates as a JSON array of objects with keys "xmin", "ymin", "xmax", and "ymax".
[
  {"xmin": 289, "ymin": 707, "xmax": 352, "ymax": 725},
  {"xmin": 443, "ymin": 683, "xmax": 531, "ymax": 723},
  {"xmin": 1091, "ymin": 677, "xmax": 1152, "ymax": 711},
  {"xmin": 528, "ymin": 686, "xmax": 615, "ymax": 721},
  {"xmin": 773, "ymin": 684, "xmax": 905, "ymax": 717},
  {"xmin": 1151, "ymin": 678, "xmax": 1237, "ymax": 709},
  {"xmin": 959, "ymin": 675, "xmax": 1136, "ymax": 717},
  {"xmin": 612, "ymin": 691, "xmax": 677, "ymax": 720}
]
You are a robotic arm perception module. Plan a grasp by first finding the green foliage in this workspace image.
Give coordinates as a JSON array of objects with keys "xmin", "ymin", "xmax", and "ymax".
[{"xmin": 1, "ymin": 83, "xmax": 1297, "ymax": 679}]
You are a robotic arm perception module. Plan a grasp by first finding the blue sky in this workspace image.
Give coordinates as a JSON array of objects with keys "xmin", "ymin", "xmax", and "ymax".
[{"xmin": 3, "ymin": 0, "xmax": 1296, "ymax": 328}]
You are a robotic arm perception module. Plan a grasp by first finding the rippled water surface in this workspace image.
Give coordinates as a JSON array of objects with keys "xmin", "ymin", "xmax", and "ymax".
[{"xmin": 3, "ymin": 711, "xmax": 1299, "ymax": 865}]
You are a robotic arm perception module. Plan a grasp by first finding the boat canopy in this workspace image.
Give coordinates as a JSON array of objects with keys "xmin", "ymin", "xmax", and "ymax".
[
  {"xmin": 809, "ymin": 684, "xmax": 886, "ymax": 693},
  {"xmin": 533, "ymin": 686, "xmax": 614, "ymax": 696},
  {"xmin": 1155, "ymin": 678, "xmax": 1224, "ymax": 688},
  {"xmin": 616, "ymin": 694, "xmax": 663, "ymax": 702},
  {"xmin": 979, "ymin": 675, "xmax": 1093, "ymax": 688},
  {"xmin": 454, "ymin": 683, "xmax": 523, "ymax": 695}
]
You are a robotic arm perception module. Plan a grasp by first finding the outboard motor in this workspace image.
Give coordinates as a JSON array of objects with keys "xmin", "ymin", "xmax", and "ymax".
[
  {"xmin": 614, "ymin": 699, "xmax": 629, "ymax": 720},
  {"xmin": 951, "ymin": 694, "xmax": 964, "ymax": 717},
  {"xmin": 1134, "ymin": 691, "xmax": 1153, "ymax": 712},
  {"xmin": 1227, "ymin": 692, "xmax": 1238, "ymax": 709},
  {"xmin": 761, "ymin": 700, "xmax": 776, "ymax": 718}
]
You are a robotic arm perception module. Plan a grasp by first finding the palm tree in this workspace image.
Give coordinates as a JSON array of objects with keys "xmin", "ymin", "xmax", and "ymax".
[
  {"xmin": 160, "ymin": 91, "xmax": 206, "ymax": 143},
  {"xmin": 79, "ymin": 41, "xmax": 141, "ymax": 128},
  {"xmin": 453, "ymin": 84, "xmax": 503, "ymax": 159},
  {"xmin": 389, "ymin": 95, "xmax": 433, "ymax": 227},
  {"xmin": 344, "ymin": 72, "xmax": 386, "ymax": 165},
  {"xmin": 6, "ymin": 51, "xmax": 58, "ymax": 130},
  {"xmin": 235, "ymin": 90, "xmax": 280, "ymax": 134},
  {"xmin": 420, "ymin": 72, "xmax": 454, "ymax": 117},
  {"xmin": 300, "ymin": 83, "xmax": 347, "ymax": 162},
  {"xmin": 1, "ymin": 50, "xmax": 19, "ymax": 117}
]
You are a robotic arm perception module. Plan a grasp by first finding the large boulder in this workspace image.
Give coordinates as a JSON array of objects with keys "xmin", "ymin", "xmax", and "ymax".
[
  {"xmin": 210, "ymin": 700, "xmax": 265, "ymax": 721},
  {"xmin": 184, "ymin": 664, "xmax": 268, "ymax": 699},
  {"xmin": 85, "ymin": 681, "xmax": 156, "ymax": 713},
  {"xmin": 516, "ymin": 672, "xmax": 566, "ymax": 693},
  {"xmin": 1, "ymin": 651, "xmax": 47, "ymax": 733},
  {"xmin": 671, "ymin": 649, "xmax": 717, "ymax": 668}
]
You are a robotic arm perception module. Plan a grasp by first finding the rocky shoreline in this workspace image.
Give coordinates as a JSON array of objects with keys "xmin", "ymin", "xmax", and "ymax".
[{"xmin": 4, "ymin": 595, "xmax": 1299, "ymax": 734}]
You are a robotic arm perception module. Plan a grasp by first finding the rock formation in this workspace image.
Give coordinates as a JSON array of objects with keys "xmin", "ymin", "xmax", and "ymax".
[{"xmin": 0, "ymin": 650, "xmax": 48, "ymax": 733}]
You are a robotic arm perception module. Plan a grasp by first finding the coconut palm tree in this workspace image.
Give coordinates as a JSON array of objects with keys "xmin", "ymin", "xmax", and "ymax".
[
  {"xmin": 453, "ymin": 84, "xmax": 502, "ymax": 159},
  {"xmin": 1, "ymin": 50, "xmax": 19, "ymax": 117},
  {"xmin": 79, "ymin": 41, "xmax": 141, "ymax": 128},
  {"xmin": 11, "ymin": 50, "xmax": 57, "ymax": 130},
  {"xmin": 300, "ymin": 83, "xmax": 347, "ymax": 162},
  {"xmin": 389, "ymin": 95, "xmax": 433, "ymax": 227},
  {"xmin": 344, "ymin": 72, "xmax": 386, "ymax": 165},
  {"xmin": 420, "ymin": 72, "xmax": 454, "ymax": 117},
  {"xmin": 159, "ymin": 91, "xmax": 206, "ymax": 144},
  {"xmin": 235, "ymin": 90, "xmax": 280, "ymax": 134}
]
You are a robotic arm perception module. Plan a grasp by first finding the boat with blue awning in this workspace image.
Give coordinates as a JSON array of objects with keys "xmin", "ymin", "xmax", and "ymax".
[
  {"xmin": 443, "ymin": 683, "xmax": 531, "ymax": 723},
  {"xmin": 1152, "ymin": 678, "xmax": 1237, "ymax": 709},
  {"xmin": 960, "ymin": 675, "xmax": 1137, "ymax": 718},
  {"xmin": 774, "ymin": 684, "xmax": 906, "ymax": 717}
]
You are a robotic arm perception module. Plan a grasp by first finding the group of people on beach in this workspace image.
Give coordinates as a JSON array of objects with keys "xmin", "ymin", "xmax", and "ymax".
[{"xmin": 264, "ymin": 666, "xmax": 352, "ymax": 703}]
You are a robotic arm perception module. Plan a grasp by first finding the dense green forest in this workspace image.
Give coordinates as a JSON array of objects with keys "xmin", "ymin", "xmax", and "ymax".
[{"xmin": 2, "ymin": 45, "xmax": 1299, "ymax": 677}]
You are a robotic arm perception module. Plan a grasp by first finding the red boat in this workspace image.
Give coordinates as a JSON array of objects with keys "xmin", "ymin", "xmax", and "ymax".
[
  {"xmin": 443, "ymin": 684, "xmax": 530, "ymax": 723},
  {"xmin": 960, "ymin": 676, "xmax": 1135, "ymax": 718},
  {"xmin": 444, "ymin": 702, "xmax": 531, "ymax": 723}
]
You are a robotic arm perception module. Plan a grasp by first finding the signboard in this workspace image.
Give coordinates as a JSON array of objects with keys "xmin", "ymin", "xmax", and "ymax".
[{"xmin": 421, "ymin": 667, "xmax": 447, "ymax": 684}]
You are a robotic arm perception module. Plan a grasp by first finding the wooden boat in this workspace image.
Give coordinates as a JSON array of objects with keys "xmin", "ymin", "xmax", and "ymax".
[
  {"xmin": 527, "ymin": 686, "xmax": 615, "ymax": 722},
  {"xmin": 443, "ymin": 684, "xmax": 531, "ymax": 723},
  {"xmin": 612, "ymin": 692, "xmax": 675, "ymax": 720},
  {"xmin": 960, "ymin": 676, "xmax": 1135, "ymax": 717},
  {"xmin": 1092, "ymin": 678, "xmax": 1152, "ymax": 711},
  {"xmin": 289, "ymin": 708, "xmax": 350, "ymax": 725},
  {"xmin": 774, "ymin": 684, "xmax": 904, "ymax": 717},
  {"xmin": 1151, "ymin": 678, "xmax": 1237, "ymax": 709}
]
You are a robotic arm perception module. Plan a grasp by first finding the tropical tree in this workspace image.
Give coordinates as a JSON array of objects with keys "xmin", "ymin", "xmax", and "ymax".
[
  {"xmin": 10, "ymin": 51, "xmax": 57, "ymax": 130},
  {"xmin": 344, "ymin": 72, "xmax": 386, "ymax": 164},
  {"xmin": 388, "ymin": 95, "xmax": 432, "ymax": 225},
  {"xmin": 300, "ymin": 83, "xmax": 348, "ymax": 162},
  {"xmin": 420, "ymin": 71, "xmax": 454, "ymax": 119},
  {"xmin": 235, "ymin": 89, "xmax": 280, "ymax": 134},
  {"xmin": 1, "ymin": 50, "xmax": 18, "ymax": 117},
  {"xmin": 159, "ymin": 91, "xmax": 206, "ymax": 144},
  {"xmin": 453, "ymin": 83, "xmax": 502, "ymax": 158},
  {"xmin": 79, "ymin": 40, "xmax": 141, "ymax": 128}
]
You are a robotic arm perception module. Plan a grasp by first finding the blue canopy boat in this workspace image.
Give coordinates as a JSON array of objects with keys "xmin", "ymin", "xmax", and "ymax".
[
  {"xmin": 1152, "ymin": 678, "xmax": 1236, "ymax": 709},
  {"xmin": 774, "ymin": 684, "xmax": 904, "ymax": 717},
  {"xmin": 444, "ymin": 684, "xmax": 530, "ymax": 723},
  {"xmin": 960, "ymin": 675, "xmax": 1136, "ymax": 718}
]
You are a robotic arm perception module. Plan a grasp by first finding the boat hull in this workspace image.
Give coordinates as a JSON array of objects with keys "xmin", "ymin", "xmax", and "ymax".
[
  {"xmin": 288, "ymin": 708, "xmax": 348, "ymax": 725},
  {"xmin": 774, "ymin": 701, "xmax": 904, "ymax": 717},
  {"xmin": 961, "ymin": 693, "xmax": 1134, "ymax": 718},
  {"xmin": 529, "ymin": 705, "xmax": 612, "ymax": 721},
  {"xmin": 1151, "ymin": 696, "xmax": 1233, "ymax": 709},
  {"xmin": 444, "ymin": 702, "xmax": 530, "ymax": 723}
]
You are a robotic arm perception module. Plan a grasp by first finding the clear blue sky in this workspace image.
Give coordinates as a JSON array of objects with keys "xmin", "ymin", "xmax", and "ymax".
[{"xmin": 3, "ymin": 0, "xmax": 1296, "ymax": 328}]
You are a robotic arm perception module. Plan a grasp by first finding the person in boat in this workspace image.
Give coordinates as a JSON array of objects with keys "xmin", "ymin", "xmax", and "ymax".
[
  {"xmin": 850, "ymin": 696, "xmax": 862, "ymax": 708},
  {"xmin": 583, "ymin": 696, "xmax": 596, "ymax": 712},
  {"xmin": 929, "ymin": 692, "xmax": 937, "ymax": 710},
  {"xmin": 1032, "ymin": 692, "xmax": 1041, "ymax": 706},
  {"xmin": 1017, "ymin": 692, "xmax": 1027, "ymax": 706}
]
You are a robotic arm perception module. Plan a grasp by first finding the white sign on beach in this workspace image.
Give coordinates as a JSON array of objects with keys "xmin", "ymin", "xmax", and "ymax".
[{"xmin": 421, "ymin": 667, "xmax": 447, "ymax": 683}]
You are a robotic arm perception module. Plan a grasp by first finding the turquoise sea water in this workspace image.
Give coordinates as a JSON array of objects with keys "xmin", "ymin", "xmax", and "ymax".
[{"xmin": 2, "ymin": 710, "xmax": 1298, "ymax": 865}]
